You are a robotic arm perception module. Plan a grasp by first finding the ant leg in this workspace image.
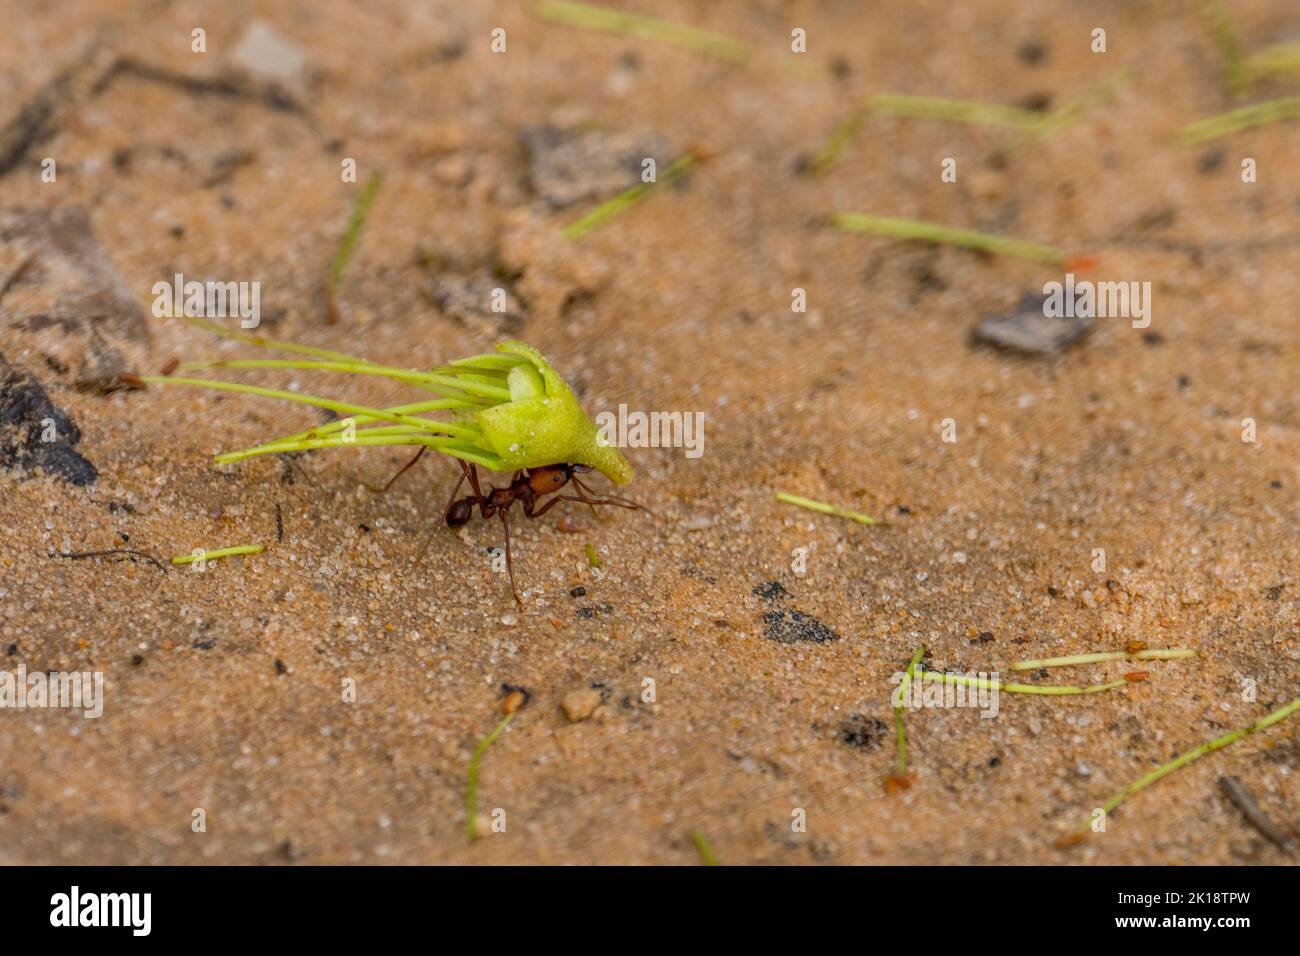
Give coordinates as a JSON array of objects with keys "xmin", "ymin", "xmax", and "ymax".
[
  {"xmin": 461, "ymin": 462, "xmax": 495, "ymax": 519},
  {"xmin": 526, "ymin": 494, "xmax": 569, "ymax": 519},
  {"xmin": 463, "ymin": 461, "xmax": 485, "ymax": 497},
  {"xmin": 444, "ymin": 468, "xmax": 467, "ymax": 515},
  {"xmin": 413, "ymin": 525, "xmax": 440, "ymax": 565},
  {"xmin": 531, "ymin": 492, "xmax": 646, "ymax": 521},
  {"xmin": 362, "ymin": 446, "xmax": 426, "ymax": 494},
  {"xmin": 570, "ymin": 476, "xmax": 647, "ymax": 513},
  {"xmin": 416, "ymin": 464, "xmax": 475, "ymax": 565},
  {"xmin": 499, "ymin": 509, "xmax": 522, "ymax": 606}
]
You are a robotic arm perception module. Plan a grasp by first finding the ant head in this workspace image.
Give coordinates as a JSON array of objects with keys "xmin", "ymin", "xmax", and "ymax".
[{"xmin": 446, "ymin": 498, "xmax": 473, "ymax": 528}]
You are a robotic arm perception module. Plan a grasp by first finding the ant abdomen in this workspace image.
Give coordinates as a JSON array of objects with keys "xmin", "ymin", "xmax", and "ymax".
[{"xmin": 446, "ymin": 498, "xmax": 473, "ymax": 528}]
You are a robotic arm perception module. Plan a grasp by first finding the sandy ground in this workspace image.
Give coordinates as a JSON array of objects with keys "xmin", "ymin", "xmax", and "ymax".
[{"xmin": 0, "ymin": 0, "xmax": 1297, "ymax": 864}]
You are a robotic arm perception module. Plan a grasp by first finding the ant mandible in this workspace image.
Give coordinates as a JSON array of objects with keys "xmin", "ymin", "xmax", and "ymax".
[{"xmin": 373, "ymin": 447, "xmax": 643, "ymax": 604}]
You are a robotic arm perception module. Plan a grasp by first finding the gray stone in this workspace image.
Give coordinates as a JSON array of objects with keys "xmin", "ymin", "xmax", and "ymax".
[
  {"xmin": 974, "ymin": 292, "xmax": 1091, "ymax": 355},
  {"xmin": 521, "ymin": 126, "xmax": 674, "ymax": 209}
]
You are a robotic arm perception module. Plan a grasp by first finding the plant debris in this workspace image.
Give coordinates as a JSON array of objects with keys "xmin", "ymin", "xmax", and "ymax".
[
  {"xmin": 325, "ymin": 170, "xmax": 383, "ymax": 322},
  {"xmin": 775, "ymin": 491, "xmax": 878, "ymax": 525},
  {"xmin": 834, "ymin": 214, "xmax": 1066, "ymax": 265},
  {"xmin": 890, "ymin": 646, "xmax": 926, "ymax": 783},
  {"xmin": 57, "ymin": 548, "xmax": 166, "ymax": 572},
  {"xmin": 1061, "ymin": 696, "xmax": 1300, "ymax": 845},
  {"xmin": 537, "ymin": 1, "xmax": 750, "ymax": 64},
  {"xmin": 561, "ymin": 152, "xmax": 697, "ymax": 240},
  {"xmin": 1010, "ymin": 648, "xmax": 1196, "ymax": 670},
  {"xmin": 0, "ymin": 207, "xmax": 151, "ymax": 392},
  {"xmin": 465, "ymin": 698, "xmax": 522, "ymax": 841},
  {"xmin": 170, "ymin": 544, "xmax": 265, "ymax": 565},
  {"xmin": 690, "ymin": 829, "xmax": 720, "ymax": 865},
  {"xmin": 1219, "ymin": 776, "xmax": 1296, "ymax": 853},
  {"xmin": 921, "ymin": 670, "xmax": 1133, "ymax": 696}
]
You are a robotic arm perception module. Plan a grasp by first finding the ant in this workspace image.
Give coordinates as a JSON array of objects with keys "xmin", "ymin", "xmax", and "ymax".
[{"xmin": 371, "ymin": 448, "xmax": 643, "ymax": 604}]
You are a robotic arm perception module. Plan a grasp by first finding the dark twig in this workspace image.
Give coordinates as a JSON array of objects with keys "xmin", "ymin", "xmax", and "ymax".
[
  {"xmin": 94, "ymin": 58, "xmax": 306, "ymax": 115},
  {"xmin": 1219, "ymin": 776, "xmax": 1296, "ymax": 853},
  {"xmin": 0, "ymin": 254, "xmax": 35, "ymax": 313},
  {"xmin": 57, "ymin": 548, "xmax": 168, "ymax": 573}
]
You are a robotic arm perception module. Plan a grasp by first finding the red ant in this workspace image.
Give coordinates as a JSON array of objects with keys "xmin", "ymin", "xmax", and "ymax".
[{"xmin": 372, "ymin": 448, "xmax": 643, "ymax": 604}]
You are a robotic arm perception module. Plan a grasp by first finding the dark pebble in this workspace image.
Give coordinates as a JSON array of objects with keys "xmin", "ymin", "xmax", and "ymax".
[
  {"xmin": 752, "ymin": 581, "xmax": 790, "ymax": 602},
  {"xmin": 0, "ymin": 357, "xmax": 97, "ymax": 485},
  {"xmin": 1197, "ymin": 149, "xmax": 1225, "ymax": 174},
  {"xmin": 838, "ymin": 714, "xmax": 888, "ymax": 750},
  {"xmin": 1016, "ymin": 40, "xmax": 1047, "ymax": 66},
  {"xmin": 762, "ymin": 607, "xmax": 840, "ymax": 644}
]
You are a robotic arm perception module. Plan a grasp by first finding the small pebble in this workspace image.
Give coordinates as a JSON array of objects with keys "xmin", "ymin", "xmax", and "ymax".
[
  {"xmin": 561, "ymin": 688, "xmax": 601, "ymax": 722},
  {"xmin": 974, "ymin": 291, "xmax": 1091, "ymax": 355}
]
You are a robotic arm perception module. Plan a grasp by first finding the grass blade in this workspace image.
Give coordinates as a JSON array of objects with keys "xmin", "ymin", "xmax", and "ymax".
[
  {"xmin": 893, "ymin": 645, "xmax": 927, "ymax": 776},
  {"xmin": 327, "ymin": 170, "xmax": 383, "ymax": 309},
  {"xmin": 833, "ymin": 213, "xmax": 1066, "ymax": 264},
  {"xmin": 562, "ymin": 153, "xmax": 697, "ymax": 240},
  {"xmin": 171, "ymin": 544, "xmax": 264, "ymax": 565},
  {"xmin": 466, "ymin": 712, "xmax": 515, "ymax": 841},
  {"xmin": 690, "ymin": 830, "xmax": 720, "ymax": 865},
  {"xmin": 868, "ymin": 93, "xmax": 1047, "ymax": 130},
  {"xmin": 921, "ymin": 671, "xmax": 1131, "ymax": 696},
  {"xmin": 537, "ymin": 1, "xmax": 750, "ymax": 63},
  {"xmin": 1179, "ymin": 95, "xmax": 1300, "ymax": 143},
  {"xmin": 1063, "ymin": 696, "xmax": 1300, "ymax": 843},
  {"xmin": 776, "ymin": 491, "xmax": 878, "ymax": 526},
  {"xmin": 1011, "ymin": 648, "xmax": 1197, "ymax": 671}
]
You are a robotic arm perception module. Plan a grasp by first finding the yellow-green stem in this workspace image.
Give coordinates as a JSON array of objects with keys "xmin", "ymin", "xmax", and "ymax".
[
  {"xmin": 833, "ymin": 213, "xmax": 1066, "ymax": 264},
  {"xmin": 563, "ymin": 153, "xmax": 697, "ymax": 240},
  {"xmin": 893, "ymin": 645, "xmax": 927, "ymax": 776},
  {"xmin": 776, "ymin": 491, "xmax": 878, "ymax": 526},
  {"xmin": 1071, "ymin": 696, "xmax": 1300, "ymax": 838},
  {"xmin": 921, "ymin": 671, "xmax": 1128, "ymax": 696},
  {"xmin": 537, "ymin": 1, "xmax": 750, "ymax": 63},
  {"xmin": 171, "ymin": 544, "xmax": 264, "ymax": 565},
  {"xmin": 1180, "ymin": 95, "xmax": 1300, "ymax": 143},
  {"xmin": 466, "ymin": 712, "xmax": 515, "ymax": 841},
  {"xmin": 690, "ymin": 830, "xmax": 720, "ymax": 865},
  {"xmin": 1011, "ymin": 648, "xmax": 1196, "ymax": 671}
]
